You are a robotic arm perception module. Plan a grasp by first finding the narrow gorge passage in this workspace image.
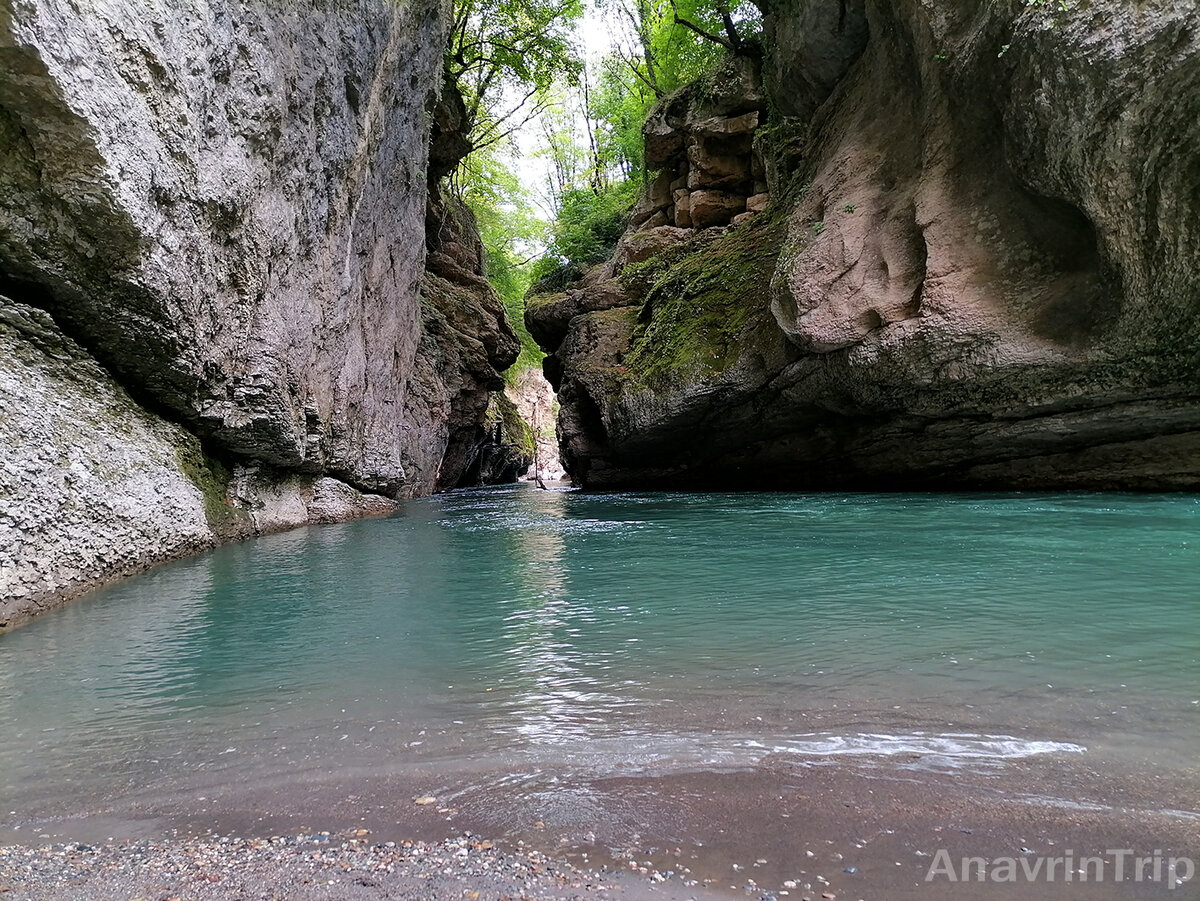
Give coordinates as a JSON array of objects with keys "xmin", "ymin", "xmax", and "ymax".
[{"xmin": 2, "ymin": 1, "xmax": 1199, "ymax": 900}]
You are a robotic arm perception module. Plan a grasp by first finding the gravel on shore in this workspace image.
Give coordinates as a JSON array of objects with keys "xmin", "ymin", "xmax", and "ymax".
[{"xmin": 0, "ymin": 832, "xmax": 716, "ymax": 901}]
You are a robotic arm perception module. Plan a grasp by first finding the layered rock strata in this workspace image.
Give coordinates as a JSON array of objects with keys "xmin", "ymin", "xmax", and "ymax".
[
  {"xmin": 532, "ymin": 0, "xmax": 1200, "ymax": 490},
  {"xmin": 634, "ymin": 55, "xmax": 769, "ymax": 230}
]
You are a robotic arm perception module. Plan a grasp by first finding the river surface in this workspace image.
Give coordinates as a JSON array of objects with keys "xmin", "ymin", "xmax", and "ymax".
[{"xmin": 2, "ymin": 486, "xmax": 1198, "ymax": 896}]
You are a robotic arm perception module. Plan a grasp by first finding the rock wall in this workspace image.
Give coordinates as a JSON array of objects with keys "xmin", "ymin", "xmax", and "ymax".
[
  {"xmin": 508, "ymin": 368, "xmax": 567, "ymax": 483},
  {"xmin": 420, "ymin": 186, "xmax": 521, "ymax": 489},
  {"xmin": 0, "ymin": 300, "xmax": 395, "ymax": 630},
  {"xmin": 635, "ymin": 55, "xmax": 769, "ymax": 230},
  {"xmin": 0, "ymin": 0, "xmax": 518, "ymax": 627},
  {"xmin": 0, "ymin": 0, "xmax": 452, "ymax": 492},
  {"xmin": 532, "ymin": 0, "xmax": 1200, "ymax": 490}
]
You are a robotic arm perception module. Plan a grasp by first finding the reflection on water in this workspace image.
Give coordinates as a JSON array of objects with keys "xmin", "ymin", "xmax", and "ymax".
[{"xmin": 1, "ymin": 486, "xmax": 1198, "ymax": 824}]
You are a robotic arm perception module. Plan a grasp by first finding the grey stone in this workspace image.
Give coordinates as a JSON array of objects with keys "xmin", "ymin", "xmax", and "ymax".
[{"xmin": 0, "ymin": 0, "xmax": 448, "ymax": 494}]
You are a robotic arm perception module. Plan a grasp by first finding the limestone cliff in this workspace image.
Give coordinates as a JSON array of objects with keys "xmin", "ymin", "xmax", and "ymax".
[
  {"xmin": 0, "ymin": 0, "xmax": 516, "ymax": 627},
  {"xmin": 531, "ymin": 0, "xmax": 1200, "ymax": 489}
]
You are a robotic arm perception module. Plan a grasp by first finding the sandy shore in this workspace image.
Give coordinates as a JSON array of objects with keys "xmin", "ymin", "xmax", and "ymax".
[
  {"xmin": 0, "ymin": 832, "xmax": 723, "ymax": 901},
  {"xmin": 3, "ymin": 756, "xmax": 1197, "ymax": 901}
]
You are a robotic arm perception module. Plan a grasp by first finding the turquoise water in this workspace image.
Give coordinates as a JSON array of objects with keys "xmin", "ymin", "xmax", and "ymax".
[{"xmin": 1, "ymin": 487, "xmax": 1198, "ymax": 834}]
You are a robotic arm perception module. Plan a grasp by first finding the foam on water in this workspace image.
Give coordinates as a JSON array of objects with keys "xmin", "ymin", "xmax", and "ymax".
[
  {"xmin": 480, "ymin": 730, "xmax": 1088, "ymax": 782},
  {"xmin": 764, "ymin": 731, "xmax": 1086, "ymax": 760}
]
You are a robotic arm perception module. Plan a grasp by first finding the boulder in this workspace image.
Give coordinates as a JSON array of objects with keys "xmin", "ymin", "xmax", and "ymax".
[
  {"xmin": 689, "ymin": 191, "xmax": 747, "ymax": 228},
  {"xmin": 746, "ymin": 193, "xmax": 770, "ymax": 213},
  {"xmin": 648, "ymin": 170, "xmax": 675, "ymax": 209},
  {"xmin": 691, "ymin": 112, "xmax": 760, "ymax": 138},
  {"xmin": 687, "ymin": 142, "xmax": 753, "ymax": 190},
  {"xmin": 525, "ymin": 280, "xmax": 634, "ymax": 352},
  {"xmin": 643, "ymin": 115, "xmax": 685, "ymax": 170},
  {"xmin": 613, "ymin": 226, "xmax": 694, "ymax": 268}
]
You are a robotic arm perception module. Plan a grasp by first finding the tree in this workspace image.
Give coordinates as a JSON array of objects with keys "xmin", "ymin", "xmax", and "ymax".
[{"xmin": 447, "ymin": 0, "xmax": 585, "ymax": 155}]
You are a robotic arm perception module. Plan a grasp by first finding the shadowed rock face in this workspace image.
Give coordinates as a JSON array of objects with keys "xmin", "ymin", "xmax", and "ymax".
[
  {"xmin": 0, "ymin": 0, "xmax": 494, "ymax": 496},
  {"xmin": 534, "ymin": 0, "xmax": 1200, "ymax": 490},
  {"xmin": 0, "ymin": 0, "xmax": 518, "ymax": 625}
]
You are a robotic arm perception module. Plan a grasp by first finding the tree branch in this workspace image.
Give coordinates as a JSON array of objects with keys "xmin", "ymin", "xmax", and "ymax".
[{"xmin": 671, "ymin": 11, "xmax": 734, "ymax": 50}]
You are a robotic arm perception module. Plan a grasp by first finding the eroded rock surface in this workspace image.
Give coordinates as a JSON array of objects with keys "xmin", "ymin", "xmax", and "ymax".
[
  {"xmin": 0, "ymin": 301, "xmax": 395, "ymax": 630},
  {"xmin": 0, "ymin": 0, "xmax": 517, "ymax": 625},
  {"xmin": 0, "ymin": 0, "xmax": 460, "ymax": 493},
  {"xmin": 535, "ymin": 0, "xmax": 1200, "ymax": 489},
  {"xmin": 634, "ymin": 55, "xmax": 768, "ymax": 231}
]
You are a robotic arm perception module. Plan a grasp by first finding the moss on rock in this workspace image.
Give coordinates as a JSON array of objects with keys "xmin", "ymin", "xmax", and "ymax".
[
  {"xmin": 174, "ymin": 440, "xmax": 244, "ymax": 532},
  {"xmin": 620, "ymin": 214, "xmax": 788, "ymax": 388},
  {"xmin": 488, "ymin": 392, "xmax": 537, "ymax": 459}
]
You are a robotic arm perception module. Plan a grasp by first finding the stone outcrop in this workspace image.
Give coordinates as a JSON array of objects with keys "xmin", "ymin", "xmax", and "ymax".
[
  {"xmin": 508, "ymin": 367, "xmax": 567, "ymax": 483},
  {"xmin": 633, "ymin": 55, "xmax": 769, "ymax": 231},
  {"xmin": 420, "ymin": 189, "xmax": 522, "ymax": 487},
  {"xmin": 0, "ymin": 300, "xmax": 395, "ymax": 630},
  {"xmin": 0, "ymin": 0, "xmax": 517, "ymax": 626},
  {"xmin": 534, "ymin": 0, "xmax": 1200, "ymax": 490},
  {"xmin": 457, "ymin": 393, "xmax": 536, "ymax": 485}
]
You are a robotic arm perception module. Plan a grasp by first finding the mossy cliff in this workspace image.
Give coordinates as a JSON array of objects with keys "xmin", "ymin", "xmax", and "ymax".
[{"xmin": 529, "ymin": 0, "xmax": 1200, "ymax": 489}]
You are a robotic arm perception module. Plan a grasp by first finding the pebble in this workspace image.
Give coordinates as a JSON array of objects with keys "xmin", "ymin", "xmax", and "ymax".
[{"xmin": 0, "ymin": 832, "xmax": 643, "ymax": 900}]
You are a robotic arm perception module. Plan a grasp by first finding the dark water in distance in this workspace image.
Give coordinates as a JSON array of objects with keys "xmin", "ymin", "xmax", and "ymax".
[{"xmin": 1, "ymin": 486, "xmax": 1198, "ymax": 831}]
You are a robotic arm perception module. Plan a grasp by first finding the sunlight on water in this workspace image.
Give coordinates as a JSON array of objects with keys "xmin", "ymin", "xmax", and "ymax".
[{"xmin": 1, "ymin": 486, "xmax": 1197, "ymax": 820}]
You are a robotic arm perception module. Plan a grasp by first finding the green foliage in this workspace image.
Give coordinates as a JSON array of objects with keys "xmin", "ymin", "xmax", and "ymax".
[
  {"xmin": 457, "ymin": 140, "xmax": 546, "ymax": 379},
  {"xmin": 529, "ymin": 179, "xmax": 640, "ymax": 288},
  {"xmin": 487, "ymin": 393, "xmax": 537, "ymax": 456},
  {"xmin": 588, "ymin": 0, "xmax": 762, "ymax": 180},
  {"xmin": 175, "ymin": 441, "xmax": 244, "ymax": 530},
  {"xmin": 553, "ymin": 181, "xmax": 640, "ymax": 266},
  {"xmin": 448, "ymin": 0, "xmax": 584, "ymax": 140},
  {"xmin": 444, "ymin": 0, "xmax": 766, "ymax": 381}
]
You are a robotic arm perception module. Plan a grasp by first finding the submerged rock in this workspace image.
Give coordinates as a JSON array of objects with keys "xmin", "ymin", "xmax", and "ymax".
[{"xmin": 534, "ymin": 0, "xmax": 1200, "ymax": 489}]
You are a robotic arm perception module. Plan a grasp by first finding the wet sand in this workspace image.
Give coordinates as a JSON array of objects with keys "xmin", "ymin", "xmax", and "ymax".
[{"xmin": 3, "ymin": 754, "xmax": 1196, "ymax": 900}]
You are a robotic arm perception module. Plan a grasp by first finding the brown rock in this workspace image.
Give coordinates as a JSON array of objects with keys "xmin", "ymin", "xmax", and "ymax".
[
  {"xmin": 613, "ymin": 226, "xmax": 693, "ymax": 268},
  {"xmin": 644, "ymin": 116, "xmax": 684, "ymax": 169},
  {"xmin": 628, "ymin": 193, "xmax": 659, "ymax": 228},
  {"xmin": 689, "ymin": 191, "xmax": 746, "ymax": 228},
  {"xmin": 687, "ymin": 142, "xmax": 752, "ymax": 190},
  {"xmin": 691, "ymin": 111, "xmax": 760, "ymax": 138},
  {"xmin": 533, "ymin": 0, "xmax": 1200, "ymax": 494},
  {"xmin": 525, "ymin": 279, "xmax": 635, "ymax": 352},
  {"xmin": 730, "ymin": 212, "xmax": 755, "ymax": 225},
  {"xmin": 690, "ymin": 54, "xmax": 766, "ymax": 118},
  {"xmin": 674, "ymin": 194, "xmax": 693, "ymax": 229},
  {"xmin": 648, "ymin": 170, "xmax": 674, "ymax": 210},
  {"xmin": 642, "ymin": 209, "xmax": 670, "ymax": 229},
  {"xmin": 746, "ymin": 193, "xmax": 770, "ymax": 213}
]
